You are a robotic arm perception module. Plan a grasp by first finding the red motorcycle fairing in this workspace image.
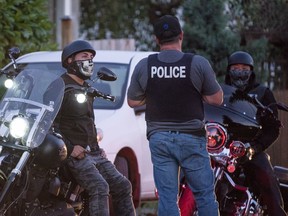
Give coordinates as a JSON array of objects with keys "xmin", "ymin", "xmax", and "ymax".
[{"xmin": 178, "ymin": 183, "xmax": 196, "ymax": 216}]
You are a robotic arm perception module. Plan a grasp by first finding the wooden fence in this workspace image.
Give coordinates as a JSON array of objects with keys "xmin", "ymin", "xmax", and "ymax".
[{"xmin": 266, "ymin": 90, "xmax": 288, "ymax": 167}]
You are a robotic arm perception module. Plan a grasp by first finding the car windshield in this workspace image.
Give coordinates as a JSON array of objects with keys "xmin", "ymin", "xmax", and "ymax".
[{"xmin": 0, "ymin": 62, "xmax": 129, "ymax": 109}]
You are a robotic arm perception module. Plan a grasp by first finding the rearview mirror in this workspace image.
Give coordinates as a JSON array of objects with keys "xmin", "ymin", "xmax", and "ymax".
[
  {"xmin": 8, "ymin": 47, "xmax": 21, "ymax": 60},
  {"xmin": 97, "ymin": 67, "xmax": 117, "ymax": 81}
]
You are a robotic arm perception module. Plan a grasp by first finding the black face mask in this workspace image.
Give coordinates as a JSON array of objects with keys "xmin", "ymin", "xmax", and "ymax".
[
  {"xmin": 67, "ymin": 59, "xmax": 94, "ymax": 80},
  {"xmin": 229, "ymin": 69, "xmax": 252, "ymax": 90}
]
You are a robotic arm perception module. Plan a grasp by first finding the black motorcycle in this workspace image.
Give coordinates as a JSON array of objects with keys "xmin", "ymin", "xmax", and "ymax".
[
  {"xmin": 0, "ymin": 48, "xmax": 116, "ymax": 215},
  {"xmin": 179, "ymin": 84, "xmax": 288, "ymax": 216}
]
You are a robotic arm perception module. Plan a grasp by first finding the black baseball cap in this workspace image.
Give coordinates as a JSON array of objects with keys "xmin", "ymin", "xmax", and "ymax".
[{"xmin": 153, "ymin": 15, "xmax": 182, "ymax": 43}]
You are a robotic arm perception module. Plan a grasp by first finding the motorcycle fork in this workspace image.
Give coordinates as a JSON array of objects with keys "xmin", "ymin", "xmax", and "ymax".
[
  {"xmin": 0, "ymin": 151, "xmax": 30, "ymax": 208},
  {"xmin": 222, "ymin": 171, "xmax": 261, "ymax": 215}
]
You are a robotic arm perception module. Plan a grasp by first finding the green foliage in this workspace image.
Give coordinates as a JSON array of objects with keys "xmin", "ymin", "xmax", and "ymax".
[
  {"xmin": 80, "ymin": 0, "xmax": 149, "ymax": 47},
  {"xmin": 242, "ymin": 37, "xmax": 269, "ymax": 82},
  {"xmin": 80, "ymin": 0, "xmax": 183, "ymax": 51},
  {"xmin": 0, "ymin": 0, "xmax": 57, "ymax": 66},
  {"xmin": 227, "ymin": 0, "xmax": 288, "ymax": 89},
  {"xmin": 79, "ymin": 0, "xmax": 288, "ymax": 88},
  {"xmin": 182, "ymin": 0, "xmax": 240, "ymax": 77}
]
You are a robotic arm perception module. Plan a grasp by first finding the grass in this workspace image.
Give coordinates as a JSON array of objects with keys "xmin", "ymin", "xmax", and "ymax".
[{"xmin": 136, "ymin": 200, "xmax": 158, "ymax": 216}]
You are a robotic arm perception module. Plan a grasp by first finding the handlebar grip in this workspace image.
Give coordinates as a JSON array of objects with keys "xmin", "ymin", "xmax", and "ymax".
[
  {"xmin": 104, "ymin": 94, "xmax": 116, "ymax": 102},
  {"xmin": 90, "ymin": 88, "xmax": 116, "ymax": 102}
]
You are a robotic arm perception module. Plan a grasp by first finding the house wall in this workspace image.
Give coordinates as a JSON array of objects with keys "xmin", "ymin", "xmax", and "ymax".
[{"xmin": 48, "ymin": 0, "xmax": 80, "ymax": 49}]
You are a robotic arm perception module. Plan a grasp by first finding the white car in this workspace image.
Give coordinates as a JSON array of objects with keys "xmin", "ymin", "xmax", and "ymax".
[{"xmin": 0, "ymin": 50, "xmax": 157, "ymax": 207}]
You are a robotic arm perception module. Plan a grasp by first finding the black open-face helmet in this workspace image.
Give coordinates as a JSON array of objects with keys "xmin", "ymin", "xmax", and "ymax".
[{"xmin": 61, "ymin": 40, "xmax": 96, "ymax": 68}]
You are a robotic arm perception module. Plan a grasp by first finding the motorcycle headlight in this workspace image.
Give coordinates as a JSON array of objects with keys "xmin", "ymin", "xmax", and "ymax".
[
  {"xmin": 4, "ymin": 79, "xmax": 14, "ymax": 89},
  {"xmin": 206, "ymin": 123, "xmax": 227, "ymax": 154},
  {"xmin": 9, "ymin": 116, "xmax": 29, "ymax": 139}
]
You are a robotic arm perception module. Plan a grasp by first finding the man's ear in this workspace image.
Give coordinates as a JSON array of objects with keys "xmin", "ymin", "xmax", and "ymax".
[
  {"xmin": 179, "ymin": 31, "xmax": 184, "ymax": 41},
  {"xmin": 67, "ymin": 57, "xmax": 73, "ymax": 64},
  {"xmin": 155, "ymin": 36, "xmax": 161, "ymax": 45}
]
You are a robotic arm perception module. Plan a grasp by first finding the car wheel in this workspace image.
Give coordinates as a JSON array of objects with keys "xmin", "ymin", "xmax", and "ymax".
[
  {"xmin": 110, "ymin": 156, "xmax": 130, "ymax": 216},
  {"xmin": 114, "ymin": 156, "xmax": 129, "ymax": 178}
]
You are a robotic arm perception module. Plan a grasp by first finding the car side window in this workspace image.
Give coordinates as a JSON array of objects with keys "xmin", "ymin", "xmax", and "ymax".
[
  {"xmin": 0, "ymin": 62, "xmax": 129, "ymax": 110},
  {"xmin": 91, "ymin": 63, "xmax": 129, "ymax": 110}
]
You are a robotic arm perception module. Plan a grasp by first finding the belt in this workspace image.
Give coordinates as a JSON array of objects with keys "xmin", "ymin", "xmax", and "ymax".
[{"xmin": 169, "ymin": 129, "xmax": 206, "ymax": 137}]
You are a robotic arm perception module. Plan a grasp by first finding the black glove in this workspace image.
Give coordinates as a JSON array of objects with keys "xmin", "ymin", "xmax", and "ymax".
[
  {"xmin": 258, "ymin": 107, "xmax": 281, "ymax": 128},
  {"xmin": 255, "ymin": 108, "xmax": 281, "ymax": 151}
]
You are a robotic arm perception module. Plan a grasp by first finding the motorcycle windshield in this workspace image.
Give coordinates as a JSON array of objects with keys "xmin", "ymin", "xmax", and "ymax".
[
  {"xmin": 205, "ymin": 84, "xmax": 260, "ymax": 141},
  {"xmin": 221, "ymin": 84, "xmax": 258, "ymax": 118},
  {"xmin": 0, "ymin": 69, "xmax": 64, "ymax": 148}
]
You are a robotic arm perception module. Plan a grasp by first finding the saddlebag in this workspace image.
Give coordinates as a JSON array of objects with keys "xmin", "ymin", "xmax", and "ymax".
[
  {"xmin": 274, "ymin": 166, "xmax": 288, "ymax": 185},
  {"xmin": 274, "ymin": 165, "xmax": 288, "ymax": 212}
]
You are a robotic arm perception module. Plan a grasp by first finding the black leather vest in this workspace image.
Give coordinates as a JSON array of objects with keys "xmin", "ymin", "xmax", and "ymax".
[{"xmin": 54, "ymin": 74, "xmax": 98, "ymax": 150}]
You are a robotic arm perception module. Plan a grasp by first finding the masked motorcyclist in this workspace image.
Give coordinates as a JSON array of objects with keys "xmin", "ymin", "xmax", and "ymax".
[
  {"xmin": 225, "ymin": 51, "xmax": 287, "ymax": 215},
  {"xmin": 52, "ymin": 40, "xmax": 135, "ymax": 216}
]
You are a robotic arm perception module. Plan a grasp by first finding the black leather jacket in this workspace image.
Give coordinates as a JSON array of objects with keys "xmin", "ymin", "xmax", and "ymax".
[{"xmin": 225, "ymin": 71, "xmax": 280, "ymax": 152}]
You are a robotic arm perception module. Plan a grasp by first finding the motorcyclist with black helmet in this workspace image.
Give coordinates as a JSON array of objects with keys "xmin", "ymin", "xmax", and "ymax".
[
  {"xmin": 53, "ymin": 40, "xmax": 136, "ymax": 216},
  {"xmin": 225, "ymin": 51, "xmax": 287, "ymax": 215}
]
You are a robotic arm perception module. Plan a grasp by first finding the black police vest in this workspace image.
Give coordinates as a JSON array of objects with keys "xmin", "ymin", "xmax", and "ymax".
[{"xmin": 145, "ymin": 53, "xmax": 204, "ymax": 122}]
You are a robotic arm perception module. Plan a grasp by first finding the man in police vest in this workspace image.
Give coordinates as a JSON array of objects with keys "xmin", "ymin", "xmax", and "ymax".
[{"xmin": 127, "ymin": 15, "xmax": 223, "ymax": 216}]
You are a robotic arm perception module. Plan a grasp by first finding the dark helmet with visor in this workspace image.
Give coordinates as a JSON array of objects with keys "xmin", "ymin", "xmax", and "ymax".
[
  {"xmin": 61, "ymin": 40, "xmax": 96, "ymax": 80},
  {"xmin": 228, "ymin": 51, "xmax": 254, "ymax": 89}
]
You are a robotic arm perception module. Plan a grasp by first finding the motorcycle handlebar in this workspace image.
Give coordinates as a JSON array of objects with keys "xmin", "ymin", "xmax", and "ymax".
[
  {"xmin": 88, "ymin": 87, "xmax": 116, "ymax": 102},
  {"xmin": 64, "ymin": 85, "xmax": 116, "ymax": 102}
]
